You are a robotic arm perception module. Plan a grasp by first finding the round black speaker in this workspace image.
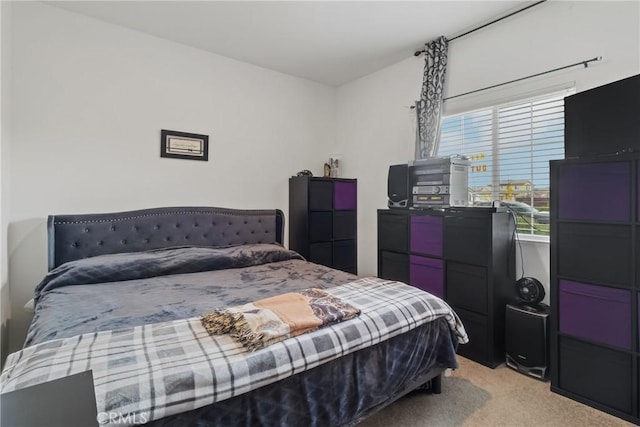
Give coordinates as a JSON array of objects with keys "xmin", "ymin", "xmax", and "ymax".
[{"xmin": 515, "ymin": 277, "xmax": 545, "ymax": 305}]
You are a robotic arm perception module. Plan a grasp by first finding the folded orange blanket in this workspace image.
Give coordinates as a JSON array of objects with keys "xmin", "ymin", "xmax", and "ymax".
[{"xmin": 201, "ymin": 288, "xmax": 361, "ymax": 351}]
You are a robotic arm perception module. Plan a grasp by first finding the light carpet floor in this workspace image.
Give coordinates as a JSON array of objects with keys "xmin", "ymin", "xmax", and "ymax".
[{"xmin": 359, "ymin": 356, "xmax": 633, "ymax": 427}]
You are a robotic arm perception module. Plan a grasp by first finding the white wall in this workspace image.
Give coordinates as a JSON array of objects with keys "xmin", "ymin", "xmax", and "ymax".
[
  {"xmin": 7, "ymin": 2, "xmax": 335, "ymax": 353},
  {"xmin": 1, "ymin": 0, "xmax": 12, "ymax": 365},
  {"xmin": 334, "ymin": 0, "xmax": 640, "ymax": 304}
]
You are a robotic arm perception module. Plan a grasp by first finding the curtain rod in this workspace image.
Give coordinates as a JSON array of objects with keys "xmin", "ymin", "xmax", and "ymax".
[
  {"xmin": 413, "ymin": 0, "xmax": 547, "ymax": 56},
  {"xmin": 444, "ymin": 56, "xmax": 602, "ymax": 101}
]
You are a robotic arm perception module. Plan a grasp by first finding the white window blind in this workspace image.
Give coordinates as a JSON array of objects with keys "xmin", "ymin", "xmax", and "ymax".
[{"xmin": 439, "ymin": 92, "xmax": 571, "ymax": 237}]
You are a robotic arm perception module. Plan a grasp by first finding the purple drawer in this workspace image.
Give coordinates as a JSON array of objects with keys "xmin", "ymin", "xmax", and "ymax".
[
  {"xmin": 410, "ymin": 216, "xmax": 443, "ymax": 257},
  {"xmin": 334, "ymin": 181, "xmax": 357, "ymax": 210},
  {"xmin": 409, "ymin": 255, "xmax": 444, "ymax": 298},
  {"xmin": 558, "ymin": 162, "xmax": 630, "ymax": 221},
  {"xmin": 559, "ymin": 280, "xmax": 631, "ymax": 350}
]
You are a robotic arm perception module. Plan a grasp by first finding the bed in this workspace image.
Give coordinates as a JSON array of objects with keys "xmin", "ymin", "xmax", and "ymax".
[{"xmin": 1, "ymin": 206, "xmax": 467, "ymax": 426}]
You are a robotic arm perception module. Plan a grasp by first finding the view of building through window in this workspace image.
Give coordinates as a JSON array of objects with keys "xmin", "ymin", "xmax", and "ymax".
[{"xmin": 438, "ymin": 92, "xmax": 570, "ymax": 236}]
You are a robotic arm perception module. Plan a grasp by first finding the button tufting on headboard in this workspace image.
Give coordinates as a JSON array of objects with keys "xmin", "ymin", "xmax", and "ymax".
[{"xmin": 47, "ymin": 207, "xmax": 284, "ymax": 270}]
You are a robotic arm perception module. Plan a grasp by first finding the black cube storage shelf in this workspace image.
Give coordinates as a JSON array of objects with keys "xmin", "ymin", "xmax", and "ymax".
[
  {"xmin": 377, "ymin": 208, "xmax": 515, "ymax": 368},
  {"xmin": 550, "ymin": 75, "xmax": 640, "ymax": 424},
  {"xmin": 550, "ymin": 155, "xmax": 640, "ymax": 424},
  {"xmin": 289, "ymin": 177, "xmax": 357, "ymax": 275}
]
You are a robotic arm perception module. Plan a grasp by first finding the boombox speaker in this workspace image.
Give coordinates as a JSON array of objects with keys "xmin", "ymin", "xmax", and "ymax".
[
  {"xmin": 505, "ymin": 303, "xmax": 549, "ymax": 381},
  {"xmin": 388, "ymin": 164, "xmax": 410, "ymax": 208}
]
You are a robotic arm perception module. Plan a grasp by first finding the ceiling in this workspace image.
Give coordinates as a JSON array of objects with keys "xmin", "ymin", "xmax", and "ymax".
[{"xmin": 50, "ymin": 1, "xmax": 528, "ymax": 87}]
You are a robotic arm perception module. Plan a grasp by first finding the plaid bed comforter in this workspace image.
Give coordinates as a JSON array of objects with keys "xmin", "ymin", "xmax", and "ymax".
[{"xmin": 1, "ymin": 277, "xmax": 468, "ymax": 426}]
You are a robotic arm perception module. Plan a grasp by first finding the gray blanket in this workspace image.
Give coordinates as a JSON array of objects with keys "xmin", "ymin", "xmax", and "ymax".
[{"xmin": 26, "ymin": 244, "xmax": 354, "ymax": 347}]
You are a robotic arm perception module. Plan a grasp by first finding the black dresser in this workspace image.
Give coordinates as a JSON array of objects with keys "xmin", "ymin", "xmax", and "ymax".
[
  {"xmin": 289, "ymin": 177, "xmax": 357, "ymax": 274},
  {"xmin": 377, "ymin": 208, "xmax": 515, "ymax": 367}
]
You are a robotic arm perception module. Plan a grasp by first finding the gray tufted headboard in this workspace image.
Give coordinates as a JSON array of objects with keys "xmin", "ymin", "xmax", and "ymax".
[{"xmin": 47, "ymin": 206, "xmax": 285, "ymax": 271}]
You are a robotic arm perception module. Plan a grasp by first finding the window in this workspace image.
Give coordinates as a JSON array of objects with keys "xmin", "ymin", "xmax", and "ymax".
[{"xmin": 439, "ymin": 92, "xmax": 571, "ymax": 237}]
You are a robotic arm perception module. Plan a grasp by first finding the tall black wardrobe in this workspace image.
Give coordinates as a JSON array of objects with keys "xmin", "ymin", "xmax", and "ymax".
[{"xmin": 550, "ymin": 74, "xmax": 640, "ymax": 423}]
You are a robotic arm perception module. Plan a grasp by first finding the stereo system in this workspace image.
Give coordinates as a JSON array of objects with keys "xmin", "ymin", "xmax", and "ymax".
[
  {"xmin": 505, "ymin": 303, "xmax": 550, "ymax": 381},
  {"xmin": 388, "ymin": 156, "xmax": 470, "ymax": 209}
]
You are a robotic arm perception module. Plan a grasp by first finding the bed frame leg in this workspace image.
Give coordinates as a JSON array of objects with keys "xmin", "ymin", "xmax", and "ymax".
[
  {"xmin": 431, "ymin": 373, "xmax": 442, "ymax": 394},
  {"xmin": 416, "ymin": 373, "xmax": 442, "ymax": 394}
]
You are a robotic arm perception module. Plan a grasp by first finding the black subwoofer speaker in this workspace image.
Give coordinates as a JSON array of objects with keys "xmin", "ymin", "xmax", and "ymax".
[
  {"xmin": 388, "ymin": 164, "xmax": 410, "ymax": 208},
  {"xmin": 505, "ymin": 303, "xmax": 549, "ymax": 381}
]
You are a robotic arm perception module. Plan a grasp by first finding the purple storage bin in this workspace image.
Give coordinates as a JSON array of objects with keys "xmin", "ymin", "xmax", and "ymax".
[
  {"xmin": 409, "ymin": 255, "xmax": 444, "ymax": 298},
  {"xmin": 558, "ymin": 162, "xmax": 630, "ymax": 221},
  {"xmin": 410, "ymin": 216, "xmax": 443, "ymax": 257},
  {"xmin": 559, "ymin": 280, "xmax": 631, "ymax": 350},
  {"xmin": 334, "ymin": 181, "xmax": 357, "ymax": 210}
]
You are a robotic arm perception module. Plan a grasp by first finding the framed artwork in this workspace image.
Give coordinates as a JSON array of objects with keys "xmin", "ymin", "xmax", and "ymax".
[{"xmin": 160, "ymin": 129, "xmax": 209, "ymax": 161}]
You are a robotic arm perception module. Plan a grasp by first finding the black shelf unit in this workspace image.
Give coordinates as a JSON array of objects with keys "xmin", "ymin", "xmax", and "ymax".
[
  {"xmin": 550, "ymin": 75, "xmax": 640, "ymax": 424},
  {"xmin": 550, "ymin": 154, "xmax": 640, "ymax": 424},
  {"xmin": 289, "ymin": 176, "xmax": 357, "ymax": 274},
  {"xmin": 377, "ymin": 207, "xmax": 515, "ymax": 368}
]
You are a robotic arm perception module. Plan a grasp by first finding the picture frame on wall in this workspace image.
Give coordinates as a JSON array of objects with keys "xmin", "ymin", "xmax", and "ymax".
[{"xmin": 160, "ymin": 129, "xmax": 209, "ymax": 161}]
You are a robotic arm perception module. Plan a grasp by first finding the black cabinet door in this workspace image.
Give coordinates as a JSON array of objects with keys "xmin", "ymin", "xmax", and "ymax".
[
  {"xmin": 454, "ymin": 307, "xmax": 488, "ymax": 364},
  {"xmin": 309, "ymin": 181, "xmax": 333, "ymax": 210},
  {"xmin": 333, "ymin": 211, "xmax": 356, "ymax": 240},
  {"xmin": 559, "ymin": 336, "xmax": 632, "ymax": 415},
  {"xmin": 446, "ymin": 262, "xmax": 488, "ymax": 315},
  {"xmin": 378, "ymin": 213, "xmax": 408, "ymax": 253},
  {"xmin": 380, "ymin": 251, "xmax": 409, "ymax": 283},
  {"xmin": 309, "ymin": 212, "xmax": 332, "ymax": 242},
  {"xmin": 444, "ymin": 216, "xmax": 490, "ymax": 266},
  {"xmin": 309, "ymin": 242, "xmax": 332, "ymax": 267},
  {"xmin": 557, "ymin": 222, "xmax": 631, "ymax": 287},
  {"xmin": 333, "ymin": 240, "xmax": 356, "ymax": 269}
]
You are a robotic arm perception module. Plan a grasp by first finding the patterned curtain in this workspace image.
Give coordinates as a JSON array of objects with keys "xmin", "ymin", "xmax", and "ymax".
[{"xmin": 415, "ymin": 36, "xmax": 449, "ymax": 159}]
